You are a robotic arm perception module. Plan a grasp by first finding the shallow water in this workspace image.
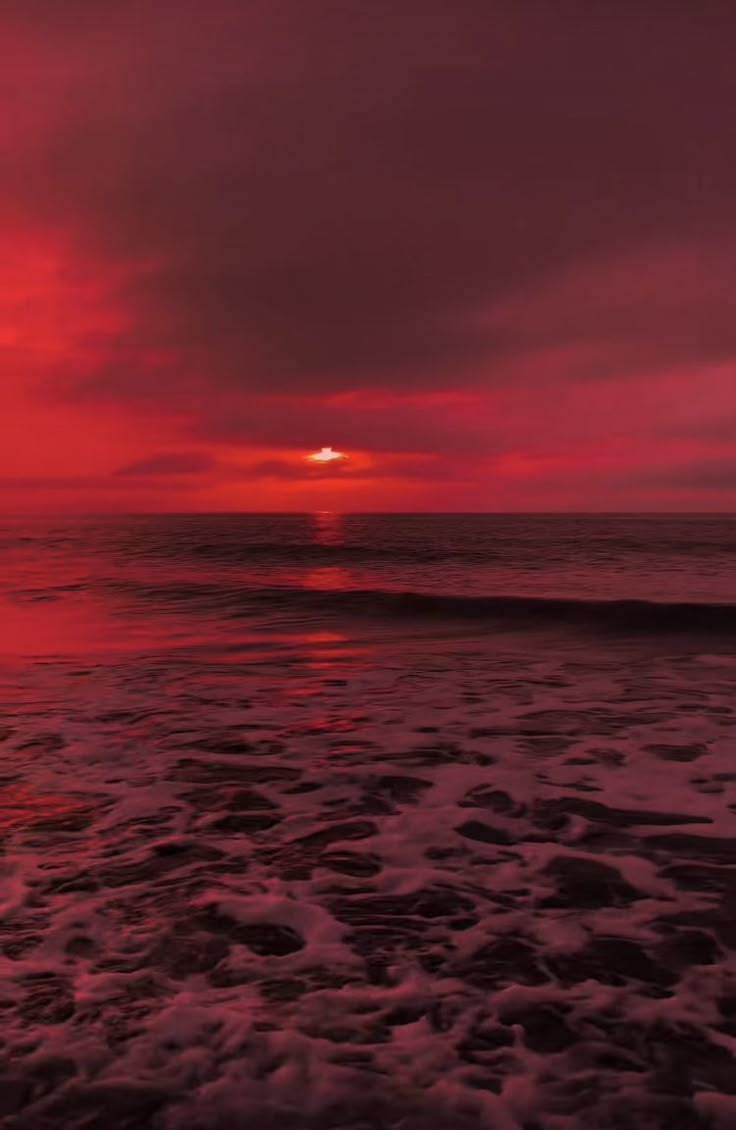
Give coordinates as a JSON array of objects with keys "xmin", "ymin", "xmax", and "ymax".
[{"xmin": 0, "ymin": 516, "xmax": 735, "ymax": 1128}]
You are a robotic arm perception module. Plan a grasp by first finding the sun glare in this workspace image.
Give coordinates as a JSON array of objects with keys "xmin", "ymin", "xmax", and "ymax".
[{"xmin": 306, "ymin": 446, "xmax": 347, "ymax": 464}]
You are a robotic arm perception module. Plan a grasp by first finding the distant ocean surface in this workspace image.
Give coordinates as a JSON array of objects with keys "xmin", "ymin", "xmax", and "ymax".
[
  {"xmin": 2, "ymin": 512, "xmax": 736, "ymax": 656},
  {"xmin": 1, "ymin": 514, "xmax": 735, "ymax": 1130}
]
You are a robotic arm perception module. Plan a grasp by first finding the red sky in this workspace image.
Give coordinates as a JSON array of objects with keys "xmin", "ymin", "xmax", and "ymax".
[{"xmin": 2, "ymin": 2, "xmax": 735, "ymax": 511}]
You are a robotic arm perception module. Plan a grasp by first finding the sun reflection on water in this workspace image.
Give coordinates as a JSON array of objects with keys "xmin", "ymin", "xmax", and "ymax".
[
  {"xmin": 311, "ymin": 510, "xmax": 343, "ymax": 547},
  {"xmin": 303, "ymin": 566, "xmax": 350, "ymax": 591}
]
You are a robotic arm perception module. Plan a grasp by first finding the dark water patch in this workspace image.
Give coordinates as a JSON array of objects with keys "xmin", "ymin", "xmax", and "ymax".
[
  {"xmin": 64, "ymin": 935, "xmax": 98, "ymax": 958},
  {"xmin": 460, "ymin": 786, "xmax": 526, "ymax": 816},
  {"xmin": 573, "ymin": 827, "xmax": 642, "ymax": 853},
  {"xmin": 690, "ymin": 777, "xmax": 725, "ymax": 795},
  {"xmin": 41, "ymin": 872, "xmax": 100, "ymax": 896},
  {"xmin": 716, "ymin": 994, "xmax": 736, "ymax": 1037},
  {"xmin": 296, "ymin": 820, "xmax": 378, "ymax": 850},
  {"xmin": 518, "ymin": 707, "xmax": 655, "ymax": 735},
  {"xmin": 406, "ymin": 742, "xmax": 469, "ymax": 766},
  {"xmin": 644, "ymin": 743, "xmax": 709, "ymax": 762},
  {"xmin": 654, "ymin": 907, "xmax": 735, "ymax": 952},
  {"xmin": 18, "ymin": 974, "xmax": 75, "ymax": 1025},
  {"xmin": 298, "ymin": 1016, "xmax": 391, "ymax": 1045},
  {"xmin": 457, "ymin": 1019, "xmax": 515, "ymax": 1063},
  {"xmin": 95, "ymin": 840, "xmax": 225, "ymax": 888},
  {"xmin": 653, "ymin": 926, "xmax": 723, "ymax": 968},
  {"xmin": 499, "ymin": 1002, "xmax": 577, "ymax": 1053},
  {"xmin": 595, "ymin": 1019, "xmax": 736, "ymax": 1097},
  {"xmin": 365, "ymin": 773, "xmax": 432, "ymax": 803},
  {"xmin": 560, "ymin": 1093, "xmax": 710, "ymax": 1129},
  {"xmin": 147, "ymin": 930, "xmax": 231, "ymax": 978},
  {"xmin": 328, "ymin": 889, "xmax": 478, "ymax": 981},
  {"xmin": 319, "ymin": 851, "xmax": 383, "ymax": 877},
  {"xmin": 187, "ymin": 735, "xmax": 256, "ymax": 756},
  {"xmin": 170, "ymin": 758, "xmax": 300, "ymax": 785},
  {"xmin": 469, "ymin": 726, "xmax": 510, "ymax": 738},
  {"xmin": 541, "ymin": 855, "xmax": 646, "ymax": 908},
  {"xmin": 93, "ymin": 709, "xmax": 160, "ymax": 724},
  {"xmin": 192, "ymin": 908, "xmax": 305, "ymax": 956},
  {"xmin": 260, "ymin": 977, "xmax": 309, "ymax": 1002},
  {"xmin": 182, "ymin": 784, "xmax": 280, "ymax": 824},
  {"xmin": 643, "ymin": 832, "xmax": 736, "ymax": 863},
  {"xmin": 14, "ymin": 732, "xmax": 66, "ymax": 754},
  {"xmin": 261, "ymin": 821, "xmax": 378, "ymax": 880},
  {"xmin": 589, "ymin": 747, "xmax": 628, "ymax": 766},
  {"xmin": 222, "ymin": 786, "xmax": 277, "ymax": 810},
  {"xmin": 5, "ymin": 1082, "xmax": 167, "ymax": 1130},
  {"xmin": 453, "ymin": 935, "xmax": 547, "ymax": 989},
  {"xmin": 519, "ymin": 735, "xmax": 574, "ymax": 757},
  {"xmin": 1, "ymin": 929, "xmax": 43, "ymax": 962},
  {"xmin": 380, "ymin": 1003, "xmax": 427, "ymax": 1028},
  {"xmin": 534, "ymin": 795, "xmax": 712, "ymax": 827},
  {"xmin": 0, "ymin": 1077, "xmax": 32, "ymax": 1120},
  {"xmin": 21, "ymin": 1056, "xmax": 77, "ymax": 1104},
  {"xmin": 381, "ymin": 743, "xmax": 494, "ymax": 768},
  {"xmin": 24, "ymin": 810, "xmax": 96, "ymax": 836},
  {"xmin": 349, "ymin": 791, "xmax": 394, "ymax": 816},
  {"xmin": 548, "ymin": 937, "xmax": 676, "ymax": 990},
  {"xmin": 208, "ymin": 812, "xmax": 281, "ymax": 833},
  {"xmin": 178, "ymin": 538, "xmax": 432, "ymax": 564},
  {"xmin": 282, "ymin": 780, "xmax": 322, "ymax": 794},
  {"xmin": 329, "ymin": 888, "xmax": 476, "ymax": 925},
  {"xmin": 455, "ymin": 820, "xmax": 514, "ymax": 845},
  {"xmin": 659, "ymin": 862, "xmax": 736, "ymax": 893}
]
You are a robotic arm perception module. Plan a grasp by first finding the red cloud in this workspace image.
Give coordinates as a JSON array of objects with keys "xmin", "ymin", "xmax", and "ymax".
[{"xmin": 2, "ymin": 3, "xmax": 735, "ymax": 509}]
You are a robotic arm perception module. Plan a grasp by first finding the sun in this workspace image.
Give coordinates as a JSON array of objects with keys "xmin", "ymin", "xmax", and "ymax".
[{"xmin": 306, "ymin": 446, "xmax": 348, "ymax": 464}]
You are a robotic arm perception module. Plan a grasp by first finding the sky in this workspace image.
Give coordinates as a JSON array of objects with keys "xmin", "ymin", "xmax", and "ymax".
[{"xmin": 2, "ymin": 1, "xmax": 735, "ymax": 512}]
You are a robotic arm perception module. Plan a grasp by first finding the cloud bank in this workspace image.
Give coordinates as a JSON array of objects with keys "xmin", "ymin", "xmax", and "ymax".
[{"xmin": 2, "ymin": 2, "xmax": 734, "ymax": 508}]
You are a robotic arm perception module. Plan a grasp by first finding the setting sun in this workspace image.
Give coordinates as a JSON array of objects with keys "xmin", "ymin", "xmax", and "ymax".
[{"xmin": 306, "ymin": 446, "xmax": 348, "ymax": 464}]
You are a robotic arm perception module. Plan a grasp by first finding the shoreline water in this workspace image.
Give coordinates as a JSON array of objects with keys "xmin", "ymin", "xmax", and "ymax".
[{"xmin": 0, "ymin": 516, "xmax": 734, "ymax": 1128}]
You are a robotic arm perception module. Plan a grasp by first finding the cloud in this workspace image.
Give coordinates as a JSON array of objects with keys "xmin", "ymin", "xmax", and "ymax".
[
  {"xmin": 642, "ymin": 459, "xmax": 736, "ymax": 491},
  {"xmin": 114, "ymin": 451, "xmax": 218, "ymax": 477},
  {"xmin": 7, "ymin": 4, "xmax": 736, "ymax": 401},
  {"xmin": 2, "ymin": 3, "xmax": 736, "ymax": 508},
  {"xmin": 240, "ymin": 453, "xmax": 450, "ymax": 481},
  {"xmin": 0, "ymin": 476, "xmax": 101, "ymax": 491},
  {"xmin": 191, "ymin": 392, "xmax": 496, "ymax": 456}
]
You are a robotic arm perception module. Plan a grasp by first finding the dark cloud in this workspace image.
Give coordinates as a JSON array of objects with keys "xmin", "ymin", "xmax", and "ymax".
[
  {"xmin": 0, "ymin": 474, "xmax": 146, "ymax": 492},
  {"xmin": 6, "ymin": 1, "xmax": 736, "ymax": 414},
  {"xmin": 3, "ymin": 2, "xmax": 736, "ymax": 514},
  {"xmin": 643, "ymin": 459, "xmax": 736, "ymax": 491},
  {"xmin": 114, "ymin": 451, "xmax": 218, "ymax": 477},
  {"xmin": 0, "ymin": 476, "xmax": 97, "ymax": 491},
  {"xmin": 192, "ymin": 395, "xmax": 497, "ymax": 456}
]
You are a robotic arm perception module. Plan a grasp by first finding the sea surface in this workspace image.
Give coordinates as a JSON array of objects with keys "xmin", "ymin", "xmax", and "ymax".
[{"xmin": 0, "ymin": 513, "xmax": 735, "ymax": 1129}]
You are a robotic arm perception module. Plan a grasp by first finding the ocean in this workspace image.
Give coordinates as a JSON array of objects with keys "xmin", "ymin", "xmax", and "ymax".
[{"xmin": 0, "ymin": 513, "xmax": 735, "ymax": 1129}]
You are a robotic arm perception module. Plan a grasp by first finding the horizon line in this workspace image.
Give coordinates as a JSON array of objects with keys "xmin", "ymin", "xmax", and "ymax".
[{"xmin": 2, "ymin": 510, "xmax": 735, "ymax": 518}]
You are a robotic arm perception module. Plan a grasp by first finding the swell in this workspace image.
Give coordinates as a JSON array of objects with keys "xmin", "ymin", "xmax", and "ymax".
[
  {"xmin": 172, "ymin": 541, "xmax": 458, "ymax": 564},
  {"xmin": 255, "ymin": 588, "xmax": 736, "ymax": 633},
  {"xmin": 121, "ymin": 535, "xmax": 736, "ymax": 563},
  {"xmin": 113, "ymin": 579, "xmax": 736, "ymax": 635}
]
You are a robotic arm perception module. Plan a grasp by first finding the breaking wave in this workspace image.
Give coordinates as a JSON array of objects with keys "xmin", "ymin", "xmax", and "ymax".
[{"xmin": 116, "ymin": 579, "xmax": 736, "ymax": 635}]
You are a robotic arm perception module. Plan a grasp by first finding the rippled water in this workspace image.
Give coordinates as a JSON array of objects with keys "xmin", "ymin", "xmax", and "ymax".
[{"xmin": 0, "ymin": 515, "xmax": 735, "ymax": 1129}]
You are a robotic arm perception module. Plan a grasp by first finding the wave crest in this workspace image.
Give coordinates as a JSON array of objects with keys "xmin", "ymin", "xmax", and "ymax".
[{"xmin": 120, "ymin": 579, "xmax": 736, "ymax": 635}]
